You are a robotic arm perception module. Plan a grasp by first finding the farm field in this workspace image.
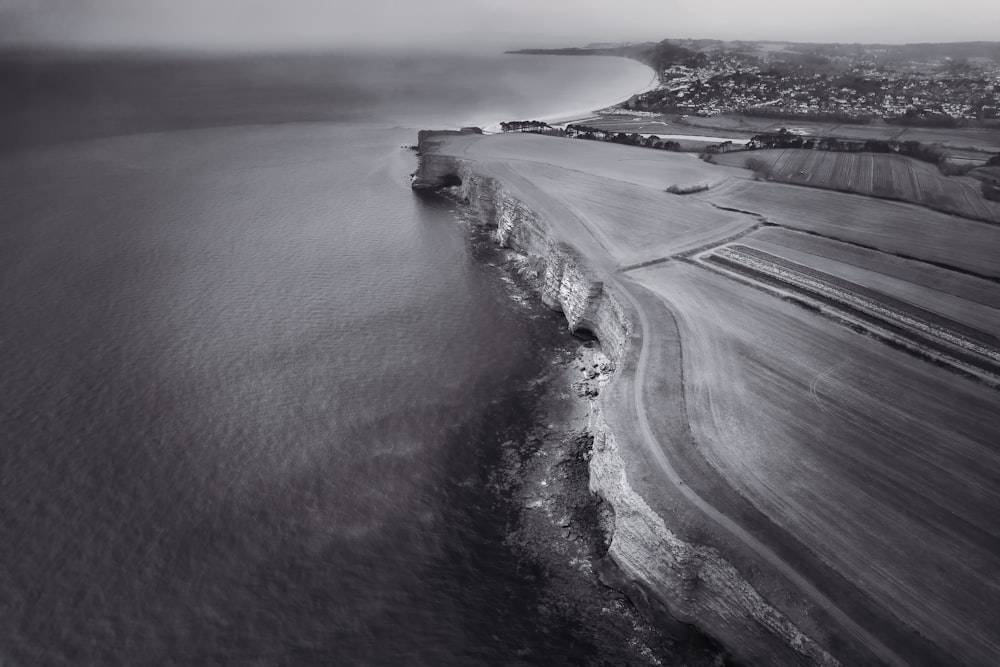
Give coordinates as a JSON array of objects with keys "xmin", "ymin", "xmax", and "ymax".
[
  {"xmin": 683, "ymin": 114, "xmax": 1000, "ymax": 153},
  {"xmin": 896, "ymin": 126, "xmax": 1000, "ymax": 151},
  {"xmin": 710, "ymin": 148, "xmax": 1000, "ymax": 222},
  {"xmin": 683, "ymin": 116, "xmax": 907, "ymax": 141},
  {"xmin": 680, "ymin": 113, "xmax": 806, "ymax": 134},
  {"xmin": 739, "ymin": 227, "xmax": 1000, "ymax": 332},
  {"xmin": 446, "ymin": 131, "xmax": 748, "ymax": 190},
  {"xmin": 699, "ymin": 179, "xmax": 1000, "ymax": 278},
  {"xmin": 630, "ymin": 261, "xmax": 1000, "ymax": 664},
  {"xmin": 702, "ymin": 244, "xmax": 1000, "ymax": 377},
  {"xmin": 510, "ymin": 162, "xmax": 755, "ymax": 268},
  {"xmin": 435, "ymin": 132, "xmax": 757, "ymax": 268}
]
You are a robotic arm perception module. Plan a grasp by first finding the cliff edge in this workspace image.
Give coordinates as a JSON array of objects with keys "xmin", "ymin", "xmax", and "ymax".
[{"xmin": 409, "ymin": 130, "xmax": 1000, "ymax": 666}]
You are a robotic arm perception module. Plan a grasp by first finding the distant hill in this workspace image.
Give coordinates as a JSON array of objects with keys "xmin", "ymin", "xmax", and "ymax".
[
  {"xmin": 507, "ymin": 40, "xmax": 701, "ymax": 80},
  {"xmin": 509, "ymin": 39, "xmax": 1000, "ymax": 70}
]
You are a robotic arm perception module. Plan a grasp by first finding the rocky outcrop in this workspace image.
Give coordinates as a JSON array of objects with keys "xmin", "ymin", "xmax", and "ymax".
[{"xmin": 411, "ymin": 132, "xmax": 846, "ymax": 666}]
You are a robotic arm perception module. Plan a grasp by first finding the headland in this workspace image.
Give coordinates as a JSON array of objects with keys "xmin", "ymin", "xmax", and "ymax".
[{"xmin": 411, "ymin": 129, "xmax": 1000, "ymax": 665}]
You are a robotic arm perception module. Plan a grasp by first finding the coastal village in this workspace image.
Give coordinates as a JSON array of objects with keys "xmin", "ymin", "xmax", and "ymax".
[{"xmin": 623, "ymin": 43, "xmax": 1000, "ymax": 124}]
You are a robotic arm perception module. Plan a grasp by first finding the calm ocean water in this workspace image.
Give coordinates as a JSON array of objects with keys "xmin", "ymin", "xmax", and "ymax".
[{"xmin": 0, "ymin": 51, "xmax": 659, "ymax": 665}]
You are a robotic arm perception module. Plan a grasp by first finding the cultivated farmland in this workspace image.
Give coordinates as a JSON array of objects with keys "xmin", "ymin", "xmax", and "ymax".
[
  {"xmin": 711, "ymin": 148, "xmax": 1000, "ymax": 222},
  {"xmin": 737, "ymin": 227, "xmax": 1000, "ymax": 334},
  {"xmin": 699, "ymin": 179, "xmax": 1000, "ymax": 278},
  {"xmin": 702, "ymin": 244, "xmax": 1000, "ymax": 379},
  {"xmin": 630, "ymin": 261, "xmax": 1000, "ymax": 665},
  {"xmin": 684, "ymin": 114, "xmax": 1000, "ymax": 153},
  {"xmin": 508, "ymin": 162, "xmax": 755, "ymax": 268},
  {"xmin": 439, "ymin": 132, "xmax": 757, "ymax": 268},
  {"xmin": 449, "ymin": 131, "xmax": 748, "ymax": 190}
]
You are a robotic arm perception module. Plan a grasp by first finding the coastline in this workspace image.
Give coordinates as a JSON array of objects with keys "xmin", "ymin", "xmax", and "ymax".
[
  {"xmin": 463, "ymin": 221, "xmax": 730, "ymax": 665},
  {"xmin": 477, "ymin": 56, "xmax": 659, "ymax": 133},
  {"xmin": 409, "ymin": 138, "xmax": 812, "ymax": 664}
]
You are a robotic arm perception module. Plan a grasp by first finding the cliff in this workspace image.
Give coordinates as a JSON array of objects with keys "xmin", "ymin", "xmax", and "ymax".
[{"xmin": 411, "ymin": 132, "xmax": 851, "ymax": 666}]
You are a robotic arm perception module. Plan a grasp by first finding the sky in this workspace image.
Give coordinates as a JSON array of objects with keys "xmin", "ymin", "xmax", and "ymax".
[{"xmin": 2, "ymin": 0, "xmax": 999, "ymax": 51}]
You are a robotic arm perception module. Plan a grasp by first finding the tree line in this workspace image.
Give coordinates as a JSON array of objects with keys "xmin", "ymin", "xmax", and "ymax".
[
  {"xmin": 748, "ymin": 128, "xmax": 945, "ymax": 165},
  {"xmin": 565, "ymin": 124, "xmax": 682, "ymax": 150},
  {"xmin": 499, "ymin": 120, "xmax": 554, "ymax": 133},
  {"xmin": 497, "ymin": 120, "xmax": 688, "ymax": 151}
]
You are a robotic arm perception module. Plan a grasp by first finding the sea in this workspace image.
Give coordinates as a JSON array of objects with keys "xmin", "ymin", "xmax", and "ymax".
[{"xmin": 0, "ymin": 50, "xmax": 687, "ymax": 666}]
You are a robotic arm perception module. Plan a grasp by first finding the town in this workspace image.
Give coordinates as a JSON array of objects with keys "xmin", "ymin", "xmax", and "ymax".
[
  {"xmin": 627, "ymin": 43, "xmax": 1000, "ymax": 124},
  {"xmin": 516, "ymin": 41, "xmax": 1000, "ymax": 126}
]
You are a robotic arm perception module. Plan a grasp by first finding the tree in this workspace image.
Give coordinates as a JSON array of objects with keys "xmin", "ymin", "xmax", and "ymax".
[
  {"xmin": 746, "ymin": 157, "xmax": 774, "ymax": 180},
  {"xmin": 864, "ymin": 139, "xmax": 893, "ymax": 153}
]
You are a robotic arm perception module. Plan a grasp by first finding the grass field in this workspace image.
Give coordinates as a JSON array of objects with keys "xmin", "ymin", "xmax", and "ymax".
[
  {"xmin": 438, "ymin": 133, "xmax": 756, "ymax": 268},
  {"xmin": 682, "ymin": 116, "xmax": 913, "ymax": 142},
  {"xmin": 682, "ymin": 114, "xmax": 1000, "ymax": 153},
  {"xmin": 508, "ymin": 162, "xmax": 755, "ymax": 268},
  {"xmin": 700, "ymin": 179, "xmax": 1000, "ymax": 278},
  {"xmin": 449, "ymin": 131, "xmax": 748, "ymax": 191},
  {"xmin": 896, "ymin": 126, "xmax": 1000, "ymax": 152},
  {"xmin": 702, "ymin": 244, "xmax": 1000, "ymax": 378},
  {"xmin": 737, "ymin": 227, "xmax": 1000, "ymax": 335},
  {"xmin": 631, "ymin": 261, "xmax": 1000, "ymax": 664},
  {"xmin": 679, "ymin": 114, "xmax": 787, "ymax": 133},
  {"xmin": 710, "ymin": 148, "xmax": 1000, "ymax": 222}
]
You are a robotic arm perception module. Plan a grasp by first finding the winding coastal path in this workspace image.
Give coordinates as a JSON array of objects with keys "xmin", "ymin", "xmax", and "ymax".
[{"xmin": 415, "ymin": 131, "xmax": 1000, "ymax": 666}]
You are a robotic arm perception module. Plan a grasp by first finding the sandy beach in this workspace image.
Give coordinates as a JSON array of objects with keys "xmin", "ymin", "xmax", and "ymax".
[{"xmin": 478, "ymin": 57, "xmax": 659, "ymax": 133}]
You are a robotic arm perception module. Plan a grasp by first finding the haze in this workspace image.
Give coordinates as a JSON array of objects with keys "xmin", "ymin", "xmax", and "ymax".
[{"xmin": 2, "ymin": 0, "xmax": 999, "ymax": 52}]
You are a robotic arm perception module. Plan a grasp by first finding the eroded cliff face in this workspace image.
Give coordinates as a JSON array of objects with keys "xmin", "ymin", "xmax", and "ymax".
[
  {"xmin": 414, "ymin": 144, "xmax": 632, "ymax": 360},
  {"xmin": 411, "ymin": 137, "xmax": 840, "ymax": 666}
]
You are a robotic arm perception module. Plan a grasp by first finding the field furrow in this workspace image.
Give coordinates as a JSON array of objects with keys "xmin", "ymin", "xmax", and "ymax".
[
  {"xmin": 703, "ymin": 180, "xmax": 1000, "ymax": 278},
  {"xmin": 632, "ymin": 260, "xmax": 1000, "ymax": 665},
  {"xmin": 857, "ymin": 153, "xmax": 874, "ymax": 193},
  {"xmin": 871, "ymin": 157, "xmax": 894, "ymax": 195},
  {"xmin": 744, "ymin": 226, "xmax": 1000, "ymax": 311},
  {"xmin": 713, "ymin": 148, "xmax": 1000, "ymax": 222},
  {"xmin": 808, "ymin": 151, "xmax": 836, "ymax": 185},
  {"xmin": 703, "ymin": 245, "xmax": 1000, "ymax": 378},
  {"xmin": 739, "ymin": 237, "xmax": 1000, "ymax": 335},
  {"xmin": 957, "ymin": 181, "xmax": 993, "ymax": 221}
]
